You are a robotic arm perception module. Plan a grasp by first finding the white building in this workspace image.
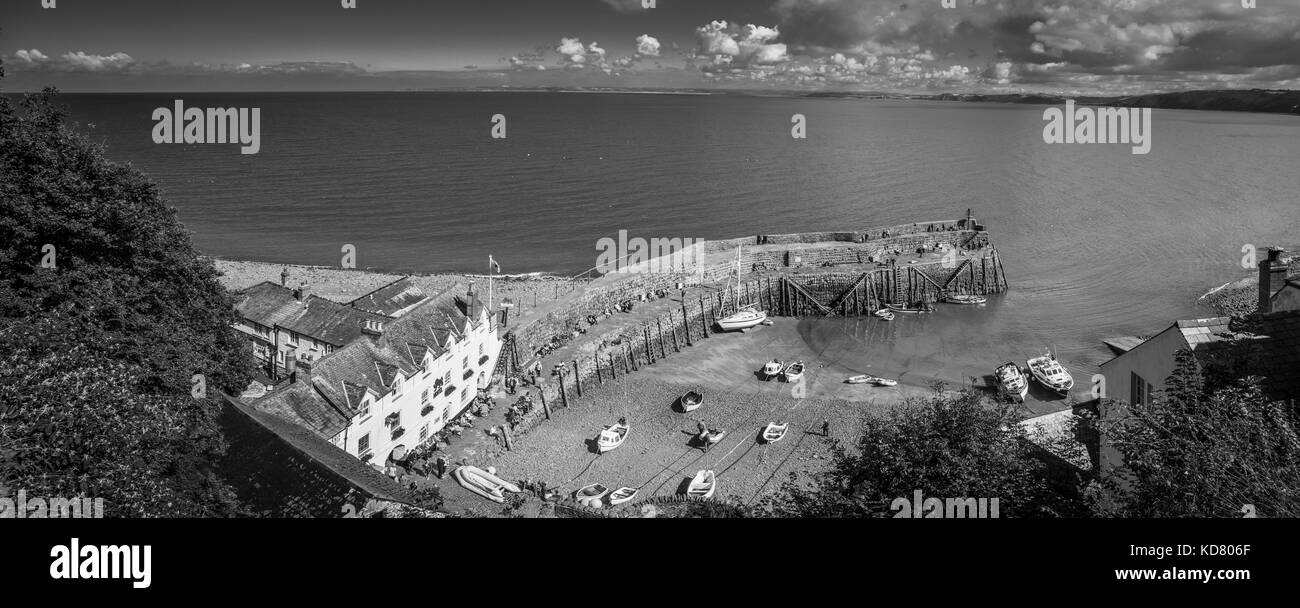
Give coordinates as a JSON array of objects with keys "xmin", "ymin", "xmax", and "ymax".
[{"xmin": 250, "ymin": 283, "xmax": 502, "ymax": 465}]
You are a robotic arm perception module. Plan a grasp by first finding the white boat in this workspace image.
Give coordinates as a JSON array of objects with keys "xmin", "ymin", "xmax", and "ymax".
[
  {"xmin": 762, "ymin": 359, "xmax": 784, "ymax": 380},
  {"xmin": 944, "ymin": 294, "xmax": 987, "ymax": 305},
  {"xmin": 698, "ymin": 428, "xmax": 726, "ymax": 446},
  {"xmin": 846, "ymin": 375, "xmax": 896, "ymax": 386},
  {"xmin": 718, "ymin": 306, "xmax": 768, "ymax": 331},
  {"xmin": 783, "ymin": 361, "xmax": 805, "ymax": 383},
  {"xmin": 686, "ymin": 470, "xmax": 716, "ymax": 499},
  {"xmin": 1027, "ymin": 351, "xmax": 1074, "ymax": 395},
  {"xmin": 716, "ymin": 247, "xmax": 768, "ymax": 331},
  {"xmin": 680, "ymin": 390, "xmax": 703, "ymax": 412},
  {"xmin": 888, "ymin": 302, "xmax": 934, "ymax": 314},
  {"xmin": 995, "ymin": 362, "xmax": 1029, "ymax": 402},
  {"xmin": 575, "ymin": 483, "xmax": 610, "ymax": 508},
  {"xmin": 453, "ymin": 465, "xmax": 521, "ymax": 504},
  {"xmin": 873, "ymin": 309, "xmax": 895, "ymax": 321},
  {"xmin": 761, "ymin": 422, "xmax": 789, "ymax": 443},
  {"xmin": 596, "ymin": 422, "xmax": 629, "ymax": 453},
  {"xmin": 608, "ymin": 487, "xmax": 639, "ymax": 506}
]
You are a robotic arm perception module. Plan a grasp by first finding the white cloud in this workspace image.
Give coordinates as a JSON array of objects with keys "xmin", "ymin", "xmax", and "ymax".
[
  {"xmin": 61, "ymin": 51, "xmax": 134, "ymax": 71},
  {"xmin": 635, "ymin": 34, "xmax": 661, "ymax": 58}
]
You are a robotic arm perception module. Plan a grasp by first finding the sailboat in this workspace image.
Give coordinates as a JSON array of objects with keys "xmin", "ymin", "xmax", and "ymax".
[{"xmin": 716, "ymin": 247, "xmax": 768, "ymax": 331}]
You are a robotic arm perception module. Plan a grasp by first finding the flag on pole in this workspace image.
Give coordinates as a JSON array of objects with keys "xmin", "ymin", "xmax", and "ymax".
[{"xmin": 489, "ymin": 255, "xmax": 501, "ymax": 273}]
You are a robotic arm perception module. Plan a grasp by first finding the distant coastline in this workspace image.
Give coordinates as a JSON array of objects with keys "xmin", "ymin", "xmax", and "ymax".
[{"xmin": 17, "ymin": 87, "xmax": 1299, "ymax": 116}]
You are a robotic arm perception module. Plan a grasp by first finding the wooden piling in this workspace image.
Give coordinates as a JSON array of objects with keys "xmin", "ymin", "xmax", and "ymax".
[{"xmin": 573, "ymin": 360, "xmax": 581, "ymax": 397}]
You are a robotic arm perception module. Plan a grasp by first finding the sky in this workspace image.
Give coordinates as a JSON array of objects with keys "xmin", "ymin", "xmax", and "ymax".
[{"xmin": 2, "ymin": 0, "xmax": 1299, "ymax": 94}]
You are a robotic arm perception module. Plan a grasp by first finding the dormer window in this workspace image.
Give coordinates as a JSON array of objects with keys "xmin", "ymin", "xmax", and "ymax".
[{"xmin": 357, "ymin": 399, "xmax": 370, "ymax": 419}]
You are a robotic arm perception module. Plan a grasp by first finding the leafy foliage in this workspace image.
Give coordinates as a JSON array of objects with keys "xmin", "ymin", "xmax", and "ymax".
[
  {"xmin": 762, "ymin": 390, "xmax": 1090, "ymax": 518},
  {"xmin": 0, "ymin": 78, "xmax": 253, "ymax": 516},
  {"xmin": 1097, "ymin": 349, "xmax": 1300, "ymax": 517}
]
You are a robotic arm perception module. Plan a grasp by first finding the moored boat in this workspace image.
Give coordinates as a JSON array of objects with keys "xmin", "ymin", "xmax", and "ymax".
[
  {"xmin": 575, "ymin": 483, "xmax": 610, "ymax": 508},
  {"xmin": 1027, "ymin": 351, "xmax": 1074, "ymax": 395},
  {"xmin": 995, "ymin": 361, "xmax": 1029, "ymax": 402},
  {"xmin": 887, "ymin": 302, "xmax": 934, "ymax": 314},
  {"xmin": 944, "ymin": 293, "xmax": 988, "ymax": 305},
  {"xmin": 761, "ymin": 422, "xmax": 789, "ymax": 443},
  {"xmin": 454, "ymin": 465, "xmax": 521, "ymax": 504},
  {"xmin": 698, "ymin": 427, "xmax": 726, "ymax": 446},
  {"xmin": 717, "ymin": 247, "xmax": 768, "ymax": 331},
  {"xmin": 597, "ymin": 421, "xmax": 629, "ymax": 453},
  {"xmin": 686, "ymin": 470, "xmax": 716, "ymax": 499},
  {"xmin": 608, "ymin": 487, "xmax": 639, "ymax": 505},
  {"xmin": 762, "ymin": 358, "xmax": 784, "ymax": 380},
  {"xmin": 873, "ymin": 309, "xmax": 895, "ymax": 321},
  {"xmin": 783, "ymin": 361, "xmax": 805, "ymax": 383},
  {"xmin": 847, "ymin": 375, "xmax": 896, "ymax": 386},
  {"xmin": 680, "ymin": 390, "xmax": 703, "ymax": 412}
]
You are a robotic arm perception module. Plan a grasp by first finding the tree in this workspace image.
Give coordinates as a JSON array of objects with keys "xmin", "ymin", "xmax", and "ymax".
[
  {"xmin": 761, "ymin": 390, "xmax": 1091, "ymax": 518},
  {"xmin": 0, "ymin": 69, "xmax": 253, "ymax": 516},
  {"xmin": 1097, "ymin": 349, "xmax": 1300, "ymax": 517}
]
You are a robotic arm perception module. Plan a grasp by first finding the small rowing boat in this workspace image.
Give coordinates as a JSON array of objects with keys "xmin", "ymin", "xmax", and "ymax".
[
  {"xmin": 783, "ymin": 361, "xmax": 805, "ymax": 383},
  {"xmin": 680, "ymin": 390, "xmax": 703, "ymax": 412},
  {"xmin": 761, "ymin": 422, "xmax": 789, "ymax": 443},
  {"xmin": 888, "ymin": 302, "xmax": 934, "ymax": 314},
  {"xmin": 698, "ymin": 428, "xmax": 726, "ymax": 446},
  {"xmin": 944, "ymin": 293, "xmax": 987, "ymax": 305},
  {"xmin": 762, "ymin": 359, "xmax": 783, "ymax": 380},
  {"xmin": 608, "ymin": 486, "xmax": 639, "ymax": 505},
  {"xmin": 575, "ymin": 483, "xmax": 610, "ymax": 508},
  {"xmin": 686, "ymin": 470, "xmax": 716, "ymax": 499},
  {"xmin": 873, "ymin": 309, "xmax": 895, "ymax": 321}
]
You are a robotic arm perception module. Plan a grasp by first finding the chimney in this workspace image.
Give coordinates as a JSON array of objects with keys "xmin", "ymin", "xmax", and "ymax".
[
  {"xmin": 466, "ymin": 281, "xmax": 478, "ymax": 317},
  {"xmin": 280, "ymin": 266, "xmax": 290, "ymax": 287},
  {"xmin": 296, "ymin": 358, "xmax": 314, "ymax": 378},
  {"xmin": 361, "ymin": 318, "xmax": 384, "ymax": 337},
  {"xmin": 1258, "ymin": 247, "xmax": 1289, "ymax": 314},
  {"xmin": 294, "ymin": 282, "xmax": 310, "ymax": 302}
]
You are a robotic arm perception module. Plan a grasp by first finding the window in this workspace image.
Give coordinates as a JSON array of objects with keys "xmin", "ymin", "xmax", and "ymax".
[
  {"xmin": 479, "ymin": 343, "xmax": 484, "ymax": 355},
  {"xmin": 395, "ymin": 375, "xmax": 404, "ymax": 396},
  {"xmin": 442, "ymin": 409, "xmax": 450, "ymax": 424},
  {"xmin": 444, "ymin": 371, "xmax": 452, "ymax": 385},
  {"xmin": 357, "ymin": 433, "xmax": 370, "ymax": 455},
  {"xmin": 463, "ymin": 356, "xmax": 469, "ymax": 369},
  {"xmin": 460, "ymin": 387, "xmax": 468, "ymax": 403},
  {"xmin": 421, "ymin": 389, "xmax": 430, "ymax": 404},
  {"xmin": 357, "ymin": 399, "xmax": 370, "ymax": 419},
  {"xmin": 1130, "ymin": 372, "xmax": 1152, "ymax": 406},
  {"xmin": 287, "ymin": 332, "xmax": 299, "ymax": 347},
  {"xmin": 420, "ymin": 424, "xmax": 429, "ymax": 442}
]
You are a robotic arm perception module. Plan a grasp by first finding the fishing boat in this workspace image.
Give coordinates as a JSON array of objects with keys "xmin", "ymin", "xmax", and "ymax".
[
  {"xmin": 698, "ymin": 428, "xmax": 726, "ymax": 446},
  {"xmin": 995, "ymin": 362, "xmax": 1029, "ymax": 402},
  {"xmin": 608, "ymin": 487, "xmax": 639, "ymax": 506},
  {"xmin": 761, "ymin": 422, "xmax": 789, "ymax": 443},
  {"xmin": 679, "ymin": 390, "xmax": 703, "ymax": 412},
  {"xmin": 453, "ymin": 465, "xmax": 521, "ymax": 504},
  {"xmin": 944, "ymin": 293, "xmax": 987, "ymax": 305},
  {"xmin": 873, "ymin": 309, "xmax": 895, "ymax": 321},
  {"xmin": 686, "ymin": 470, "xmax": 716, "ymax": 499},
  {"xmin": 1027, "ymin": 350, "xmax": 1074, "ymax": 395},
  {"xmin": 575, "ymin": 483, "xmax": 610, "ymax": 508},
  {"xmin": 762, "ymin": 359, "xmax": 784, "ymax": 380},
  {"xmin": 783, "ymin": 361, "xmax": 805, "ymax": 383},
  {"xmin": 888, "ymin": 302, "xmax": 934, "ymax": 314},
  {"xmin": 716, "ymin": 247, "xmax": 768, "ymax": 331},
  {"xmin": 596, "ymin": 421, "xmax": 629, "ymax": 453}
]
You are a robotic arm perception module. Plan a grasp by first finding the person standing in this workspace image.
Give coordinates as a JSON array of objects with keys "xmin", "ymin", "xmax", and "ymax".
[{"xmin": 821, "ymin": 420, "xmax": 830, "ymax": 437}]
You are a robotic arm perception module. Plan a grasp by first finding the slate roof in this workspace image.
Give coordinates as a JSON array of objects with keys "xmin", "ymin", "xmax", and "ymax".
[
  {"xmin": 349, "ymin": 277, "xmax": 429, "ymax": 317},
  {"xmin": 250, "ymin": 283, "xmax": 484, "ymax": 442},
  {"xmin": 218, "ymin": 395, "xmax": 416, "ymax": 517},
  {"xmin": 1175, "ymin": 317, "xmax": 1236, "ymax": 347},
  {"xmin": 233, "ymin": 281, "xmax": 391, "ymax": 347}
]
